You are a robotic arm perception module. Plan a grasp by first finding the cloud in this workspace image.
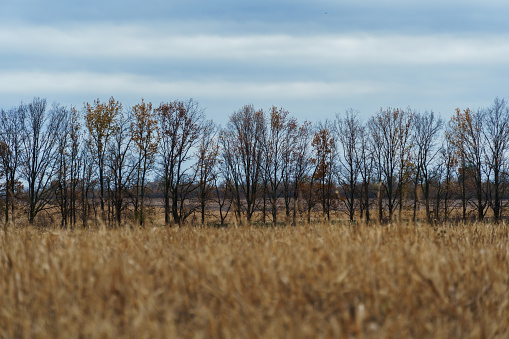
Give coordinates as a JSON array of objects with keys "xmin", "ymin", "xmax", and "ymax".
[
  {"xmin": 0, "ymin": 71, "xmax": 386, "ymax": 99},
  {"xmin": 0, "ymin": 70, "xmax": 399, "ymax": 124},
  {"xmin": 2, "ymin": 0, "xmax": 509, "ymax": 35},
  {"xmin": 2, "ymin": 24, "xmax": 509, "ymax": 66},
  {"xmin": 0, "ymin": 66, "xmax": 499, "ymax": 122}
]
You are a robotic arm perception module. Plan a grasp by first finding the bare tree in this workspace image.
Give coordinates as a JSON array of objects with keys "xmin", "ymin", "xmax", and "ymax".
[
  {"xmin": 358, "ymin": 123, "xmax": 375, "ymax": 222},
  {"xmin": 280, "ymin": 118, "xmax": 299, "ymax": 223},
  {"xmin": 0, "ymin": 106, "xmax": 23, "ymax": 224},
  {"xmin": 21, "ymin": 98, "xmax": 65, "ymax": 224},
  {"xmin": 433, "ymin": 135, "xmax": 456, "ymax": 221},
  {"xmin": 212, "ymin": 172, "xmax": 233, "ymax": 226},
  {"xmin": 221, "ymin": 105, "xmax": 265, "ymax": 224},
  {"xmin": 334, "ymin": 109, "xmax": 361, "ymax": 222},
  {"xmin": 80, "ymin": 143, "xmax": 95, "ymax": 227},
  {"xmin": 195, "ymin": 120, "xmax": 219, "ymax": 225},
  {"xmin": 264, "ymin": 106, "xmax": 297, "ymax": 225},
  {"xmin": 396, "ymin": 109, "xmax": 414, "ymax": 221},
  {"xmin": 156, "ymin": 99, "xmax": 204, "ymax": 225},
  {"xmin": 68, "ymin": 108, "xmax": 82, "ymax": 227},
  {"xmin": 412, "ymin": 110, "xmax": 443, "ymax": 222},
  {"xmin": 220, "ymin": 129, "xmax": 242, "ymax": 224},
  {"xmin": 53, "ymin": 106, "xmax": 82, "ymax": 228},
  {"xmin": 483, "ymin": 98, "xmax": 509, "ymax": 222},
  {"xmin": 446, "ymin": 120, "xmax": 469, "ymax": 220},
  {"xmin": 214, "ymin": 131, "xmax": 236, "ymax": 226},
  {"xmin": 369, "ymin": 108, "xmax": 413, "ymax": 222},
  {"xmin": 449, "ymin": 108, "xmax": 487, "ymax": 220},
  {"xmin": 131, "ymin": 99, "xmax": 158, "ymax": 226},
  {"xmin": 289, "ymin": 121, "xmax": 313, "ymax": 225},
  {"xmin": 108, "ymin": 110, "xmax": 136, "ymax": 225}
]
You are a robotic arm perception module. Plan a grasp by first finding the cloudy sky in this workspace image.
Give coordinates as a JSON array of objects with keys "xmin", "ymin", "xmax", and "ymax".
[{"xmin": 1, "ymin": 0, "xmax": 508, "ymax": 124}]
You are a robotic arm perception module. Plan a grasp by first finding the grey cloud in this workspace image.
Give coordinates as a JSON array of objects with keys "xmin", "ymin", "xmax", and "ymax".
[{"xmin": 2, "ymin": 0, "xmax": 509, "ymax": 35}]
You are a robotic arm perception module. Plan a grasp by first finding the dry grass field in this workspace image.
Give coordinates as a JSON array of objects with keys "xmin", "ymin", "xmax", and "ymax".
[{"xmin": 1, "ymin": 221, "xmax": 508, "ymax": 338}]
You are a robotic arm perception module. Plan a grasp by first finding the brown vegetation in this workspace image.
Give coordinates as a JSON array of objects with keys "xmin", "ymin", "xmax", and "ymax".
[{"xmin": 1, "ymin": 221, "xmax": 508, "ymax": 338}]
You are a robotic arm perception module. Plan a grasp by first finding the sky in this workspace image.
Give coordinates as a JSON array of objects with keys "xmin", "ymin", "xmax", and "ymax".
[{"xmin": 1, "ymin": 0, "xmax": 508, "ymax": 125}]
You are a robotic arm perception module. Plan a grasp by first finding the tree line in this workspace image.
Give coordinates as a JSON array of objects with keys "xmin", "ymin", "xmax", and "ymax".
[{"xmin": 1, "ymin": 96, "xmax": 508, "ymax": 227}]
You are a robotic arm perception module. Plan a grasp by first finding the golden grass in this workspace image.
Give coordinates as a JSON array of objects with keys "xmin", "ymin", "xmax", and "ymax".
[{"xmin": 1, "ymin": 222, "xmax": 508, "ymax": 338}]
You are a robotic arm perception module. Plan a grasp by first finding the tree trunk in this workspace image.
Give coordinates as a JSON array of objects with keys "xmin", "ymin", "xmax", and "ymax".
[
  {"xmin": 4, "ymin": 169, "xmax": 8, "ymax": 225},
  {"xmin": 412, "ymin": 183, "xmax": 418, "ymax": 222},
  {"xmin": 424, "ymin": 180, "xmax": 430, "ymax": 223},
  {"xmin": 364, "ymin": 182, "xmax": 370, "ymax": 222},
  {"xmin": 494, "ymin": 169, "xmax": 500, "ymax": 222},
  {"xmin": 164, "ymin": 179, "xmax": 171, "ymax": 226}
]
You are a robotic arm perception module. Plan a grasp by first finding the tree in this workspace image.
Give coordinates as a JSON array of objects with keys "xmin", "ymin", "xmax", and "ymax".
[
  {"xmin": 53, "ymin": 106, "xmax": 82, "ymax": 228},
  {"xmin": 449, "ymin": 108, "xmax": 487, "ymax": 221},
  {"xmin": 289, "ymin": 121, "xmax": 313, "ymax": 225},
  {"xmin": 156, "ymin": 99, "xmax": 204, "ymax": 225},
  {"xmin": 334, "ymin": 109, "xmax": 361, "ymax": 222},
  {"xmin": 482, "ymin": 98, "xmax": 509, "ymax": 222},
  {"xmin": 108, "ymin": 110, "xmax": 136, "ymax": 225},
  {"xmin": 358, "ymin": 123, "xmax": 375, "ymax": 222},
  {"xmin": 311, "ymin": 123, "xmax": 336, "ymax": 221},
  {"xmin": 369, "ymin": 108, "xmax": 413, "ymax": 222},
  {"xmin": 220, "ymin": 128, "xmax": 242, "ymax": 224},
  {"xmin": 264, "ymin": 106, "xmax": 297, "ymax": 225},
  {"xmin": 412, "ymin": 110, "xmax": 443, "ymax": 222},
  {"xmin": 0, "ymin": 106, "xmax": 23, "ymax": 224},
  {"xmin": 395, "ymin": 109, "xmax": 414, "ymax": 221},
  {"xmin": 433, "ymin": 134, "xmax": 456, "ymax": 221},
  {"xmin": 213, "ymin": 131, "xmax": 237, "ymax": 226},
  {"xmin": 446, "ymin": 119, "xmax": 468, "ymax": 220},
  {"xmin": 84, "ymin": 97, "xmax": 121, "ymax": 221},
  {"xmin": 195, "ymin": 120, "xmax": 219, "ymax": 225},
  {"xmin": 212, "ymin": 168, "xmax": 234, "ymax": 226},
  {"xmin": 131, "ymin": 99, "xmax": 158, "ymax": 226},
  {"xmin": 80, "ymin": 143, "xmax": 96, "ymax": 227},
  {"xmin": 21, "ymin": 98, "xmax": 65, "ymax": 224},
  {"xmin": 68, "ymin": 108, "xmax": 82, "ymax": 227},
  {"xmin": 221, "ymin": 105, "xmax": 266, "ymax": 224}
]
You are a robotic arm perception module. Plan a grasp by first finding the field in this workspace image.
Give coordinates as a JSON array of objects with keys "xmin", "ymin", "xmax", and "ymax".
[{"xmin": 1, "ymin": 221, "xmax": 508, "ymax": 338}]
